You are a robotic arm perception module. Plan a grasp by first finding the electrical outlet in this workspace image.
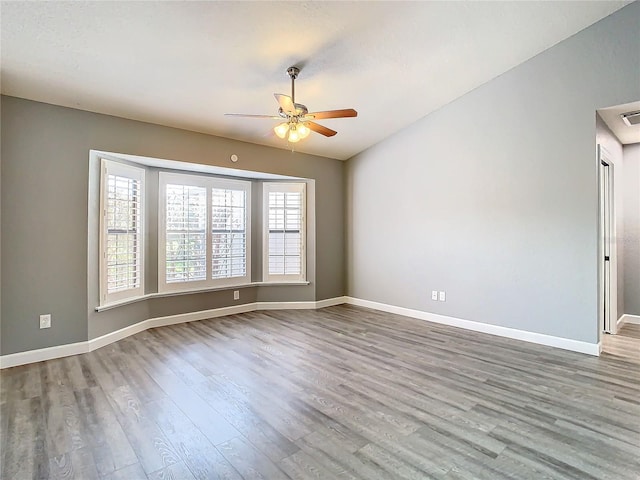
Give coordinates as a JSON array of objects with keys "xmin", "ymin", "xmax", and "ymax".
[
  {"xmin": 439, "ymin": 291, "xmax": 446, "ymax": 302},
  {"xmin": 233, "ymin": 290, "xmax": 240, "ymax": 300},
  {"xmin": 431, "ymin": 290, "xmax": 438, "ymax": 301},
  {"xmin": 40, "ymin": 314, "xmax": 51, "ymax": 329}
]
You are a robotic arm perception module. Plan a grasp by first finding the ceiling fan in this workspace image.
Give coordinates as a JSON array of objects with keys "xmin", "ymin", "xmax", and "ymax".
[{"xmin": 225, "ymin": 66, "xmax": 357, "ymax": 143}]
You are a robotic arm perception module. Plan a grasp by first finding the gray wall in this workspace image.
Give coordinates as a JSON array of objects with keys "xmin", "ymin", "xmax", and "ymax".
[
  {"xmin": 346, "ymin": 3, "xmax": 640, "ymax": 344},
  {"xmin": 1, "ymin": 96, "xmax": 345, "ymax": 355},
  {"xmin": 623, "ymin": 143, "xmax": 640, "ymax": 316},
  {"xmin": 595, "ymin": 114, "xmax": 625, "ymax": 319}
]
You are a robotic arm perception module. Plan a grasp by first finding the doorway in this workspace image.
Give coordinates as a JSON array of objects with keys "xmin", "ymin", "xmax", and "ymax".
[{"xmin": 599, "ymin": 144, "xmax": 617, "ymax": 334}]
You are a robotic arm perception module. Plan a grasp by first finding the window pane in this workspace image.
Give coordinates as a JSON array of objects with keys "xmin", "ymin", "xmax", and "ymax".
[
  {"xmin": 266, "ymin": 186, "xmax": 304, "ymax": 278},
  {"xmin": 165, "ymin": 184, "xmax": 207, "ymax": 283},
  {"xmin": 284, "ymin": 256, "xmax": 301, "ymax": 275},
  {"xmin": 269, "ymin": 256, "xmax": 285, "ymax": 275},
  {"xmin": 106, "ymin": 173, "xmax": 141, "ymax": 293},
  {"xmin": 285, "ymin": 233, "xmax": 301, "ymax": 256},
  {"xmin": 211, "ymin": 187, "xmax": 246, "ymax": 280}
]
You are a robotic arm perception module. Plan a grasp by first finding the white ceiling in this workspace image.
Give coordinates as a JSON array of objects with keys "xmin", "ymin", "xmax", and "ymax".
[
  {"xmin": 598, "ymin": 101, "xmax": 640, "ymax": 145},
  {"xmin": 1, "ymin": 1, "xmax": 631, "ymax": 160}
]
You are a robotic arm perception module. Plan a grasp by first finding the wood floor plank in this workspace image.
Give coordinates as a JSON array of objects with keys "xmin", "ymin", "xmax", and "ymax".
[
  {"xmin": 2, "ymin": 396, "xmax": 49, "ymax": 480},
  {"xmin": 2, "ymin": 305, "xmax": 639, "ymax": 479},
  {"xmin": 192, "ymin": 377, "xmax": 300, "ymax": 462},
  {"xmin": 49, "ymin": 452, "xmax": 74, "ymax": 480},
  {"xmin": 279, "ymin": 450, "xmax": 340, "ymax": 480},
  {"xmin": 67, "ymin": 446, "xmax": 100, "ymax": 480},
  {"xmin": 147, "ymin": 461, "xmax": 197, "ymax": 480},
  {"xmin": 145, "ymin": 397, "xmax": 242, "ymax": 480},
  {"xmin": 106, "ymin": 384, "xmax": 180, "ymax": 475},
  {"xmin": 217, "ymin": 436, "xmax": 291, "ymax": 480},
  {"xmin": 150, "ymin": 371, "xmax": 242, "ymax": 446},
  {"xmin": 297, "ymin": 431, "xmax": 390, "ymax": 480},
  {"xmin": 80, "ymin": 350, "xmax": 127, "ymax": 395},
  {"xmin": 73, "ymin": 386, "xmax": 138, "ymax": 476},
  {"xmin": 356, "ymin": 442, "xmax": 438, "ymax": 480},
  {"xmin": 101, "ymin": 462, "xmax": 148, "ymax": 480}
]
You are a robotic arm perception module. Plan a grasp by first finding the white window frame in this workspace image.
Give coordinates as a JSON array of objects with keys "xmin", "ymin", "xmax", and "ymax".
[
  {"xmin": 263, "ymin": 182, "xmax": 307, "ymax": 283},
  {"xmin": 158, "ymin": 172, "xmax": 251, "ymax": 293},
  {"xmin": 99, "ymin": 159, "xmax": 145, "ymax": 305}
]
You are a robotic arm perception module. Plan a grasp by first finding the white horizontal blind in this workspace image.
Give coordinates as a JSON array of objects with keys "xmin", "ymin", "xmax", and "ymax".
[
  {"xmin": 165, "ymin": 184, "xmax": 207, "ymax": 283},
  {"xmin": 211, "ymin": 186, "xmax": 247, "ymax": 279},
  {"xmin": 264, "ymin": 182, "xmax": 306, "ymax": 281},
  {"xmin": 100, "ymin": 160, "xmax": 144, "ymax": 304}
]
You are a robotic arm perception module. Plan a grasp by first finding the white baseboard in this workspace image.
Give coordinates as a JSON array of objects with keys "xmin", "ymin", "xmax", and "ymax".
[
  {"xmin": 2, "ymin": 295, "xmax": 601, "ymax": 368},
  {"xmin": 344, "ymin": 297, "xmax": 600, "ymax": 356},
  {"xmin": 0, "ymin": 341, "xmax": 90, "ymax": 369},
  {"xmin": 87, "ymin": 303, "xmax": 259, "ymax": 353},
  {"xmin": 0, "ymin": 298, "xmax": 346, "ymax": 369},
  {"xmin": 618, "ymin": 314, "xmax": 640, "ymax": 326},
  {"xmin": 255, "ymin": 297, "xmax": 347, "ymax": 311}
]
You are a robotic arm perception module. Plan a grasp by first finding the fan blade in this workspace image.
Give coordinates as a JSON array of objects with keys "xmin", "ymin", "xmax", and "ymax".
[
  {"xmin": 307, "ymin": 121, "xmax": 337, "ymax": 137},
  {"xmin": 305, "ymin": 108, "xmax": 357, "ymax": 120},
  {"xmin": 224, "ymin": 113, "xmax": 280, "ymax": 119},
  {"xmin": 274, "ymin": 94, "xmax": 297, "ymax": 115}
]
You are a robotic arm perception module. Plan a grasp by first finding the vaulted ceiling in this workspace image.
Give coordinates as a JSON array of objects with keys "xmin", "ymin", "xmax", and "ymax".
[{"xmin": 1, "ymin": 1, "xmax": 631, "ymax": 160}]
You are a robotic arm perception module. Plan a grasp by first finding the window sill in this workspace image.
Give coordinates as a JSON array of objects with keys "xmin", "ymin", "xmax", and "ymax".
[{"xmin": 95, "ymin": 280, "xmax": 310, "ymax": 312}]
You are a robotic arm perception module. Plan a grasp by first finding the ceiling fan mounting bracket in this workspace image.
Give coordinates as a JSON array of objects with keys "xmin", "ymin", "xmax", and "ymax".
[{"xmin": 287, "ymin": 66, "xmax": 300, "ymax": 80}]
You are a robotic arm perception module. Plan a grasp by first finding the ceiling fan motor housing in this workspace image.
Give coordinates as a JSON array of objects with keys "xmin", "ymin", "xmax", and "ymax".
[{"xmin": 278, "ymin": 104, "xmax": 308, "ymax": 118}]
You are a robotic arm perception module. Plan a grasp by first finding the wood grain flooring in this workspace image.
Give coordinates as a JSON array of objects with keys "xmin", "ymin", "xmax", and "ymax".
[{"xmin": 1, "ymin": 305, "xmax": 639, "ymax": 479}]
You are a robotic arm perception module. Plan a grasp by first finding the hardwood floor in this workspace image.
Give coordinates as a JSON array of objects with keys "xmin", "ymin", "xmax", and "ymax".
[
  {"xmin": 602, "ymin": 322, "xmax": 640, "ymax": 362},
  {"xmin": 1, "ymin": 305, "xmax": 639, "ymax": 479}
]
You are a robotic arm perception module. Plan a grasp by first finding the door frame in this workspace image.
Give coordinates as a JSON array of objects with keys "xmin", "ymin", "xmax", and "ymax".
[{"xmin": 598, "ymin": 144, "xmax": 618, "ymax": 335}]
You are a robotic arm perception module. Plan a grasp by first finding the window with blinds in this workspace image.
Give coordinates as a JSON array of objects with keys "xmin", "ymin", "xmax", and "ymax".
[
  {"xmin": 159, "ymin": 173, "xmax": 250, "ymax": 292},
  {"xmin": 211, "ymin": 185, "xmax": 247, "ymax": 280},
  {"xmin": 100, "ymin": 160, "xmax": 145, "ymax": 304},
  {"xmin": 263, "ymin": 182, "xmax": 306, "ymax": 282}
]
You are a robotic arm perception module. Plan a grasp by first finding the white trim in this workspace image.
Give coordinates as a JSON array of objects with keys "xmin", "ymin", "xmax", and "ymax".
[
  {"xmin": 158, "ymin": 172, "xmax": 252, "ymax": 294},
  {"xmin": 0, "ymin": 297, "xmax": 346, "ymax": 369},
  {"xmin": 2, "ymin": 295, "xmax": 603, "ymax": 369},
  {"xmin": 0, "ymin": 341, "xmax": 89, "ymax": 369},
  {"xmin": 93, "ymin": 150, "xmax": 303, "ymax": 181},
  {"xmin": 618, "ymin": 314, "xmax": 640, "ymax": 326},
  {"xmin": 598, "ymin": 145, "xmax": 618, "ymax": 335},
  {"xmin": 99, "ymin": 158, "xmax": 145, "ymax": 305},
  {"xmin": 88, "ymin": 303, "xmax": 258, "ymax": 352},
  {"xmin": 344, "ymin": 297, "xmax": 600, "ymax": 356},
  {"xmin": 254, "ymin": 298, "xmax": 347, "ymax": 310},
  {"xmin": 263, "ymin": 182, "xmax": 307, "ymax": 283},
  {"xmin": 315, "ymin": 296, "xmax": 348, "ymax": 309}
]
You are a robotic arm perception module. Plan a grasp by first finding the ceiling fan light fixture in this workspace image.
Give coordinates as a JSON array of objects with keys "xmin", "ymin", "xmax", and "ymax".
[
  {"xmin": 288, "ymin": 125, "xmax": 301, "ymax": 143},
  {"xmin": 274, "ymin": 122, "xmax": 289, "ymax": 139},
  {"xmin": 298, "ymin": 122, "xmax": 311, "ymax": 139}
]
